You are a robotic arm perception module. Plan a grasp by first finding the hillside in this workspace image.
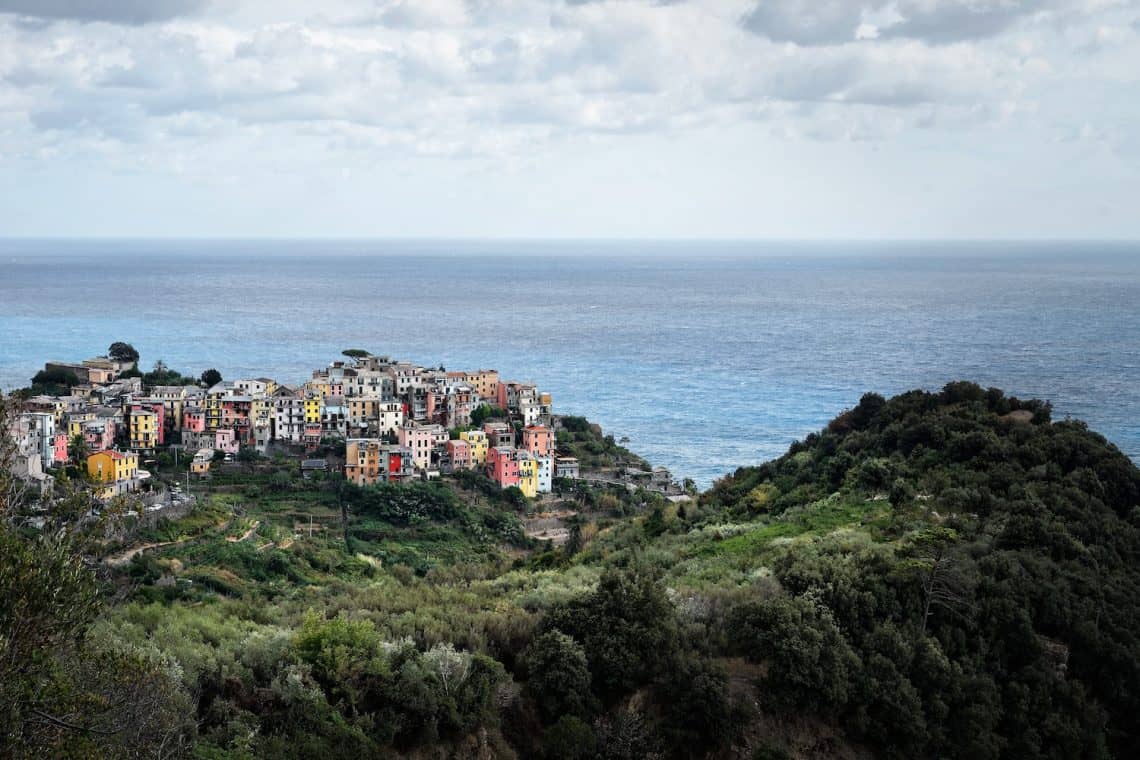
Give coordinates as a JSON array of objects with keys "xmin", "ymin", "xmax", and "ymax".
[
  {"xmin": 3, "ymin": 383, "xmax": 1140, "ymax": 759},
  {"xmin": 694, "ymin": 382, "xmax": 1140, "ymax": 758}
]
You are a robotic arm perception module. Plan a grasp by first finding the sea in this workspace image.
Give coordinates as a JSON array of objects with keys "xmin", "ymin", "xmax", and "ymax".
[{"xmin": 2, "ymin": 239, "xmax": 1138, "ymax": 487}]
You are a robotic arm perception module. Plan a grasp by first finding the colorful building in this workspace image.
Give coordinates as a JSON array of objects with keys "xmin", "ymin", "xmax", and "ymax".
[
  {"xmin": 52, "ymin": 431, "xmax": 69, "ymax": 465},
  {"xmin": 67, "ymin": 411, "xmax": 95, "ymax": 440},
  {"xmin": 82, "ymin": 419, "xmax": 115, "ymax": 453},
  {"xmin": 522, "ymin": 425, "xmax": 554, "ymax": 457},
  {"xmin": 387, "ymin": 448, "xmax": 414, "ymax": 482},
  {"xmin": 459, "ymin": 430, "xmax": 489, "ymax": 465},
  {"xmin": 346, "ymin": 398, "xmax": 404, "ymax": 437},
  {"xmin": 398, "ymin": 423, "xmax": 447, "ymax": 470},
  {"xmin": 487, "ymin": 446, "xmax": 520, "ymax": 490},
  {"xmin": 446, "ymin": 439, "xmax": 472, "ymax": 471},
  {"xmin": 483, "ymin": 421, "xmax": 514, "ymax": 448},
  {"xmin": 516, "ymin": 451, "xmax": 538, "ymax": 498},
  {"xmin": 191, "ymin": 448, "xmax": 213, "ymax": 477},
  {"xmin": 463, "ymin": 370, "xmax": 499, "ymax": 402},
  {"xmin": 536, "ymin": 455, "xmax": 553, "ymax": 494},
  {"xmin": 128, "ymin": 406, "xmax": 158, "ymax": 452},
  {"xmin": 87, "ymin": 450, "xmax": 139, "ymax": 497},
  {"xmin": 303, "ymin": 394, "xmax": 322, "ymax": 425},
  {"xmin": 183, "ymin": 406, "xmax": 206, "ymax": 434},
  {"xmin": 215, "ymin": 429, "xmax": 239, "ymax": 455}
]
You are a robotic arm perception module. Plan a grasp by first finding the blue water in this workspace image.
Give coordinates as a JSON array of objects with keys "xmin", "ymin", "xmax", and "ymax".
[{"xmin": 2, "ymin": 239, "xmax": 1138, "ymax": 487}]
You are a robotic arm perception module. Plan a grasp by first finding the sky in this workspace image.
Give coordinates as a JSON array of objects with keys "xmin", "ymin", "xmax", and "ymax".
[{"xmin": 0, "ymin": 0, "xmax": 1138, "ymax": 239}]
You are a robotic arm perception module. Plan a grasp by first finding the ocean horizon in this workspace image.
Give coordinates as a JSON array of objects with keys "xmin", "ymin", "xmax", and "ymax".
[{"xmin": 3, "ymin": 238, "xmax": 1138, "ymax": 487}]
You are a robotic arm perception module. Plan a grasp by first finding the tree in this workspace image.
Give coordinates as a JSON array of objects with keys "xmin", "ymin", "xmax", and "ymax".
[
  {"xmin": 470, "ymin": 404, "xmax": 492, "ymax": 427},
  {"xmin": 30, "ymin": 368, "xmax": 79, "ymax": 392},
  {"xmin": 237, "ymin": 446, "xmax": 260, "ymax": 473},
  {"xmin": 644, "ymin": 507, "xmax": 668, "ymax": 538},
  {"xmin": 341, "ymin": 349, "xmax": 370, "ymax": 359},
  {"xmin": 900, "ymin": 527, "xmax": 975, "ymax": 634},
  {"xmin": 658, "ymin": 658, "xmax": 739, "ymax": 754},
  {"xmin": 524, "ymin": 631, "xmax": 596, "ymax": 722},
  {"xmin": 68, "ymin": 434, "xmax": 88, "ymax": 468},
  {"xmin": 0, "ymin": 394, "xmax": 193, "ymax": 757},
  {"xmin": 200, "ymin": 368, "xmax": 222, "ymax": 387},
  {"xmin": 728, "ymin": 594, "xmax": 859, "ymax": 712},
  {"xmin": 107, "ymin": 342, "xmax": 139, "ymax": 363},
  {"xmin": 542, "ymin": 716, "xmax": 596, "ymax": 760},
  {"xmin": 542, "ymin": 566, "xmax": 680, "ymax": 701}
]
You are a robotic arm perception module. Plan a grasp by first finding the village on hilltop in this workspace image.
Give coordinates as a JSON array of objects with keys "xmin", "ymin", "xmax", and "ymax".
[{"xmin": 6, "ymin": 345, "xmax": 681, "ymax": 505}]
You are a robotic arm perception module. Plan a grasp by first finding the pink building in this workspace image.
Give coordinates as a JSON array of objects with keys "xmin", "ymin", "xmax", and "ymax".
[
  {"xmin": 487, "ymin": 446, "xmax": 520, "ymax": 488},
  {"xmin": 303, "ymin": 423, "xmax": 323, "ymax": 450},
  {"xmin": 522, "ymin": 425, "xmax": 554, "ymax": 457},
  {"xmin": 84, "ymin": 420, "xmax": 115, "ymax": 453},
  {"xmin": 53, "ymin": 432, "xmax": 69, "ymax": 464},
  {"xmin": 222, "ymin": 398, "xmax": 252, "ymax": 429},
  {"xmin": 183, "ymin": 407, "xmax": 206, "ymax": 433},
  {"xmin": 215, "ymin": 429, "xmax": 239, "ymax": 455},
  {"xmin": 446, "ymin": 439, "xmax": 472, "ymax": 470},
  {"xmin": 398, "ymin": 423, "xmax": 447, "ymax": 470}
]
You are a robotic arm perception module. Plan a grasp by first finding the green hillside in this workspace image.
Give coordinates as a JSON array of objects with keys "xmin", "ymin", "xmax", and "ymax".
[{"xmin": 3, "ymin": 383, "xmax": 1140, "ymax": 759}]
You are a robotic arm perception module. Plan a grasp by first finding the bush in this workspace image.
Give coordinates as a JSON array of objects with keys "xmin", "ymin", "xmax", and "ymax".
[
  {"xmin": 542, "ymin": 715, "xmax": 596, "ymax": 760},
  {"xmin": 542, "ymin": 566, "xmax": 679, "ymax": 702},
  {"xmin": 524, "ymin": 630, "xmax": 596, "ymax": 722},
  {"xmin": 728, "ymin": 594, "xmax": 859, "ymax": 712}
]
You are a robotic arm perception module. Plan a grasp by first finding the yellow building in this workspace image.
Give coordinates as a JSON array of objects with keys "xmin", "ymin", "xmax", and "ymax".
[
  {"xmin": 68, "ymin": 412, "xmax": 95, "ymax": 439},
  {"xmin": 305, "ymin": 379, "xmax": 333, "ymax": 398},
  {"xmin": 464, "ymin": 370, "xmax": 499, "ymax": 401},
  {"xmin": 251, "ymin": 397, "xmax": 274, "ymax": 428},
  {"xmin": 49, "ymin": 397, "xmax": 69, "ymax": 425},
  {"xmin": 516, "ymin": 452, "xmax": 538, "ymax": 498},
  {"xmin": 459, "ymin": 430, "xmax": 489, "ymax": 465},
  {"xmin": 87, "ymin": 450, "xmax": 139, "ymax": 497},
  {"xmin": 204, "ymin": 393, "xmax": 224, "ymax": 431},
  {"xmin": 129, "ymin": 408, "xmax": 158, "ymax": 451},
  {"xmin": 191, "ymin": 448, "xmax": 213, "ymax": 477},
  {"xmin": 304, "ymin": 395, "xmax": 322, "ymax": 424}
]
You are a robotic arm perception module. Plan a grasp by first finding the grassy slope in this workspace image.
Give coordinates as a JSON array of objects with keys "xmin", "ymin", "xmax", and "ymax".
[{"xmin": 96, "ymin": 389, "xmax": 1140, "ymax": 759}]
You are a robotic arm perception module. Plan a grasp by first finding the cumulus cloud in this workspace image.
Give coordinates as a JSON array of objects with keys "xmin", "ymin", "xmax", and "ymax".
[
  {"xmin": 0, "ymin": 0, "xmax": 1134, "ymax": 172},
  {"xmin": 0, "ymin": 0, "xmax": 209, "ymax": 25},
  {"xmin": 742, "ymin": 0, "xmax": 1051, "ymax": 45}
]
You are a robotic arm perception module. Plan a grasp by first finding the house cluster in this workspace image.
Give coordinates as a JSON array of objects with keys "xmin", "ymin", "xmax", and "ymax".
[
  {"xmin": 7, "ymin": 352, "xmax": 580, "ymax": 499},
  {"xmin": 8, "ymin": 355, "xmax": 148, "ymax": 498}
]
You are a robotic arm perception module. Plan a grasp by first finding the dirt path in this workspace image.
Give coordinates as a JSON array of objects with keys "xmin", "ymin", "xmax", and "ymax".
[
  {"xmin": 103, "ymin": 518, "xmax": 232, "ymax": 567},
  {"xmin": 104, "ymin": 540, "xmax": 184, "ymax": 567},
  {"xmin": 227, "ymin": 520, "xmax": 261, "ymax": 543},
  {"xmin": 524, "ymin": 510, "xmax": 577, "ymax": 546}
]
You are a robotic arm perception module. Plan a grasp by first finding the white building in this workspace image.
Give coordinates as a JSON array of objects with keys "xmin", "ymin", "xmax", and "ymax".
[{"xmin": 536, "ymin": 455, "xmax": 553, "ymax": 494}]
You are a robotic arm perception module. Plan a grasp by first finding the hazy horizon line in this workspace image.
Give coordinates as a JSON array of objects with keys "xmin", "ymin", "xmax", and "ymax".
[{"xmin": 4, "ymin": 235, "xmax": 1140, "ymax": 244}]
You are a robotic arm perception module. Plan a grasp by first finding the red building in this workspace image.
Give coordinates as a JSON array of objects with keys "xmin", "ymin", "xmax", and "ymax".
[{"xmin": 487, "ymin": 446, "xmax": 521, "ymax": 489}]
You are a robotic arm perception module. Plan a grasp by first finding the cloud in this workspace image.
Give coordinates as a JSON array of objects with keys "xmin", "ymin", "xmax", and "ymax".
[
  {"xmin": 0, "ymin": 0, "xmax": 1133, "ymax": 171},
  {"xmin": 880, "ymin": 0, "xmax": 1047, "ymax": 44},
  {"xmin": 0, "ymin": 0, "xmax": 209, "ymax": 25},
  {"xmin": 742, "ymin": 0, "xmax": 1052, "ymax": 45},
  {"xmin": 742, "ymin": 1, "xmax": 865, "ymax": 45}
]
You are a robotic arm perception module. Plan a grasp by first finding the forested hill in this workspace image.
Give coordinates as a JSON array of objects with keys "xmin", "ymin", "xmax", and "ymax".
[
  {"xmin": 5, "ymin": 384, "xmax": 1140, "ymax": 759},
  {"xmin": 701, "ymin": 382, "xmax": 1140, "ymax": 758}
]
